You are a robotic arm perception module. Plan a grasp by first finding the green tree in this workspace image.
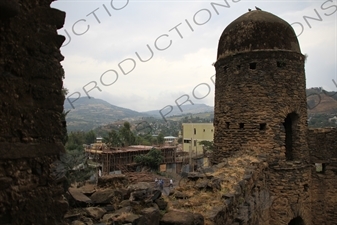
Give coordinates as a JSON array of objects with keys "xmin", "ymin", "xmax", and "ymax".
[
  {"xmin": 134, "ymin": 148, "xmax": 164, "ymax": 170},
  {"xmin": 104, "ymin": 129, "xmax": 122, "ymax": 147},
  {"xmin": 199, "ymin": 140, "xmax": 214, "ymax": 155},
  {"xmin": 85, "ymin": 130, "xmax": 96, "ymax": 144},
  {"xmin": 157, "ymin": 133, "xmax": 164, "ymax": 145},
  {"xmin": 119, "ymin": 122, "xmax": 136, "ymax": 147}
]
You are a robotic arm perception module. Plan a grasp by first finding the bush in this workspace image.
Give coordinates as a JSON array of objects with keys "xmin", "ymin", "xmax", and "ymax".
[{"xmin": 134, "ymin": 148, "xmax": 164, "ymax": 170}]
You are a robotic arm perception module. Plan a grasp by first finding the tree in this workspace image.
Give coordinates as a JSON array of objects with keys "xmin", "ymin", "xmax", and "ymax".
[
  {"xmin": 199, "ymin": 140, "xmax": 214, "ymax": 155},
  {"xmin": 157, "ymin": 133, "xmax": 164, "ymax": 145},
  {"xmin": 119, "ymin": 122, "xmax": 136, "ymax": 147},
  {"xmin": 104, "ymin": 129, "xmax": 122, "ymax": 147},
  {"xmin": 134, "ymin": 148, "xmax": 164, "ymax": 170},
  {"xmin": 85, "ymin": 130, "xmax": 96, "ymax": 144}
]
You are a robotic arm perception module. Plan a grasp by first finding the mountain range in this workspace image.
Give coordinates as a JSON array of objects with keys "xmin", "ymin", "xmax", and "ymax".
[
  {"xmin": 64, "ymin": 88, "xmax": 337, "ymax": 131},
  {"xmin": 64, "ymin": 97, "xmax": 213, "ymax": 131}
]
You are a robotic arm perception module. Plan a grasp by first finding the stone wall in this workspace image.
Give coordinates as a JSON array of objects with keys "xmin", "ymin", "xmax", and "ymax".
[
  {"xmin": 212, "ymin": 161, "xmax": 271, "ymax": 225},
  {"xmin": 268, "ymin": 163, "xmax": 312, "ymax": 225},
  {"xmin": 308, "ymin": 128, "xmax": 337, "ymax": 161},
  {"xmin": 308, "ymin": 128, "xmax": 337, "ymax": 225},
  {"xmin": 0, "ymin": 0, "xmax": 67, "ymax": 224},
  {"xmin": 213, "ymin": 50, "xmax": 308, "ymax": 164}
]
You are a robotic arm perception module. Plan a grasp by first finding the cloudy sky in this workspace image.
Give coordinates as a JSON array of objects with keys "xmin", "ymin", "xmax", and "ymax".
[{"xmin": 52, "ymin": 0, "xmax": 337, "ymax": 112}]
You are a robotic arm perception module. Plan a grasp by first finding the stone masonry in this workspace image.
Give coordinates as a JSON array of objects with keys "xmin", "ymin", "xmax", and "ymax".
[
  {"xmin": 212, "ymin": 10, "xmax": 337, "ymax": 225},
  {"xmin": 0, "ymin": 0, "xmax": 67, "ymax": 224}
]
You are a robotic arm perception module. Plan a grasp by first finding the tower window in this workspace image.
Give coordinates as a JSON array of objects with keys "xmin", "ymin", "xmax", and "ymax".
[
  {"xmin": 194, "ymin": 128, "xmax": 196, "ymax": 135},
  {"xmin": 277, "ymin": 61, "xmax": 286, "ymax": 67},
  {"xmin": 226, "ymin": 122, "xmax": 230, "ymax": 129},
  {"xmin": 315, "ymin": 163, "xmax": 326, "ymax": 173},
  {"xmin": 249, "ymin": 62, "xmax": 256, "ymax": 69},
  {"xmin": 239, "ymin": 123, "xmax": 244, "ymax": 129},
  {"xmin": 260, "ymin": 123, "xmax": 267, "ymax": 130}
]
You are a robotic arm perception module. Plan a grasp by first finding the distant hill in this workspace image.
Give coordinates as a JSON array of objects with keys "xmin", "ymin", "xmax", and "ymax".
[
  {"xmin": 64, "ymin": 97, "xmax": 146, "ymax": 131},
  {"xmin": 143, "ymin": 103, "xmax": 214, "ymax": 118},
  {"xmin": 306, "ymin": 88, "xmax": 337, "ymax": 115},
  {"xmin": 64, "ymin": 89, "xmax": 337, "ymax": 131}
]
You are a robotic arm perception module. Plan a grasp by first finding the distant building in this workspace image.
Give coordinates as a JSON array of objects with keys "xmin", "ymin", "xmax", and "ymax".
[
  {"xmin": 182, "ymin": 123, "xmax": 214, "ymax": 155},
  {"xmin": 164, "ymin": 136, "xmax": 177, "ymax": 145}
]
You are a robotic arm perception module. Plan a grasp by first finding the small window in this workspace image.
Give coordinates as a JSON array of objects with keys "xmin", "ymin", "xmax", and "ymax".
[
  {"xmin": 203, "ymin": 129, "xmax": 205, "ymax": 132},
  {"xmin": 223, "ymin": 66, "xmax": 228, "ymax": 73},
  {"xmin": 239, "ymin": 123, "xmax": 244, "ymax": 129},
  {"xmin": 226, "ymin": 122, "xmax": 230, "ymax": 129},
  {"xmin": 315, "ymin": 163, "xmax": 326, "ymax": 173},
  {"xmin": 211, "ymin": 129, "xmax": 213, "ymax": 132},
  {"xmin": 303, "ymin": 184, "xmax": 309, "ymax": 192},
  {"xmin": 260, "ymin": 123, "xmax": 266, "ymax": 130},
  {"xmin": 277, "ymin": 61, "xmax": 286, "ymax": 68},
  {"xmin": 249, "ymin": 62, "xmax": 256, "ymax": 69},
  {"xmin": 237, "ymin": 65, "xmax": 241, "ymax": 70},
  {"xmin": 194, "ymin": 140, "xmax": 197, "ymax": 146},
  {"xmin": 184, "ymin": 139, "xmax": 191, "ymax": 144},
  {"xmin": 194, "ymin": 128, "xmax": 196, "ymax": 135}
]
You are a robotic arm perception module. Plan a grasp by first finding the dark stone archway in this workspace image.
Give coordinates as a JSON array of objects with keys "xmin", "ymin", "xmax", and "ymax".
[
  {"xmin": 283, "ymin": 112, "xmax": 299, "ymax": 160},
  {"xmin": 288, "ymin": 216, "xmax": 305, "ymax": 225}
]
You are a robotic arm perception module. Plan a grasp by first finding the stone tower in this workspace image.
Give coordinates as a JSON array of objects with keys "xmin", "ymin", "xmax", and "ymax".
[
  {"xmin": 213, "ymin": 10, "xmax": 313, "ymax": 224},
  {"xmin": 213, "ymin": 10, "xmax": 308, "ymax": 165}
]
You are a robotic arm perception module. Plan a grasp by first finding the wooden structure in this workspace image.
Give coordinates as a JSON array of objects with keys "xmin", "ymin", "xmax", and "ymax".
[{"xmin": 85, "ymin": 145, "xmax": 176, "ymax": 175}]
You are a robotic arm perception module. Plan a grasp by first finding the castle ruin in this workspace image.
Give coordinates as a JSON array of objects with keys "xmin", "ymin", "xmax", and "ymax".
[
  {"xmin": 0, "ymin": 1, "xmax": 336, "ymax": 224},
  {"xmin": 0, "ymin": 0, "xmax": 67, "ymax": 224},
  {"xmin": 213, "ymin": 10, "xmax": 337, "ymax": 225}
]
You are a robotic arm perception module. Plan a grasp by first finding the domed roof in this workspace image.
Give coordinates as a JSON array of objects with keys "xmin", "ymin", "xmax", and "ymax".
[{"xmin": 217, "ymin": 10, "xmax": 301, "ymax": 59}]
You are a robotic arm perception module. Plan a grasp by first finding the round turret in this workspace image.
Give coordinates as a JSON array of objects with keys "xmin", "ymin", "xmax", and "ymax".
[{"xmin": 213, "ymin": 10, "xmax": 308, "ymax": 164}]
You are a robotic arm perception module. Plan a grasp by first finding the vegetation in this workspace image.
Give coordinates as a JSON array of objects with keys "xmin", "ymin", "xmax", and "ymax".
[
  {"xmin": 104, "ymin": 122, "xmax": 136, "ymax": 147},
  {"xmin": 198, "ymin": 140, "xmax": 215, "ymax": 154},
  {"xmin": 134, "ymin": 148, "xmax": 164, "ymax": 170},
  {"xmin": 54, "ymin": 130, "xmax": 98, "ymax": 190}
]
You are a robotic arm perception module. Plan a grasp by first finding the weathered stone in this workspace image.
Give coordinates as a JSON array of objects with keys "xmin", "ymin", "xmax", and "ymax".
[
  {"xmin": 155, "ymin": 198, "xmax": 167, "ymax": 210},
  {"xmin": 85, "ymin": 207, "xmax": 107, "ymax": 220},
  {"xmin": 90, "ymin": 189, "xmax": 122, "ymax": 205},
  {"xmin": 71, "ymin": 220, "xmax": 86, "ymax": 225},
  {"xmin": 0, "ymin": 0, "xmax": 19, "ymax": 18},
  {"xmin": 97, "ymin": 174, "xmax": 129, "ymax": 189},
  {"xmin": 151, "ymin": 189, "xmax": 162, "ymax": 201},
  {"xmin": 138, "ymin": 207, "xmax": 162, "ymax": 225},
  {"xmin": 0, "ymin": 177, "xmax": 12, "ymax": 190},
  {"xmin": 173, "ymin": 191, "xmax": 190, "ymax": 199},
  {"xmin": 69, "ymin": 188, "xmax": 92, "ymax": 205},
  {"xmin": 160, "ymin": 210, "xmax": 204, "ymax": 225}
]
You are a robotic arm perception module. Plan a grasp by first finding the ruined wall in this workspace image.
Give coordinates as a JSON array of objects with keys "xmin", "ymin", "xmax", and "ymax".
[
  {"xmin": 0, "ymin": 0, "xmax": 67, "ymax": 224},
  {"xmin": 268, "ymin": 163, "xmax": 312, "ymax": 225},
  {"xmin": 308, "ymin": 128, "xmax": 337, "ymax": 161},
  {"xmin": 212, "ymin": 161, "xmax": 272, "ymax": 225},
  {"xmin": 308, "ymin": 128, "xmax": 337, "ymax": 225}
]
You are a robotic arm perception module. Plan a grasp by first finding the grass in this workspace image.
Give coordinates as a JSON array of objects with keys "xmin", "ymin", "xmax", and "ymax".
[{"xmin": 165, "ymin": 151, "xmax": 261, "ymax": 224}]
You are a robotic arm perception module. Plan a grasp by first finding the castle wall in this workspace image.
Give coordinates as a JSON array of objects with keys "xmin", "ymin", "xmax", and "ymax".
[
  {"xmin": 268, "ymin": 165, "xmax": 312, "ymax": 225},
  {"xmin": 0, "ymin": 1, "xmax": 67, "ymax": 224},
  {"xmin": 308, "ymin": 128, "xmax": 337, "ymax": 225}
]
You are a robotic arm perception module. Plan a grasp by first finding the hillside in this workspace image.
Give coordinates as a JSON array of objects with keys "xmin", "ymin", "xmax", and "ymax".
[
  {"xmin": 64, "ymin": 89, "xmax": 337, "ymax": 131},
  {"xmin": 143, "ymin": 103, "xmax": 214, "ymax": 118},
  {"xmin": 64, "ymin": 97, "xmax": 146, "ymax": 131}
]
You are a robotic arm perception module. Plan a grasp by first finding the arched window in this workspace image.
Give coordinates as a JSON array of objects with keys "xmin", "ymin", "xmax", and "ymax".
[
  {"xmin": 288, "ymin": 216, "xmax": 305, "ymax": 225},
  {"xmin": 283, "ymin": 112, "xmax": 299, "ymax": 160}
]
